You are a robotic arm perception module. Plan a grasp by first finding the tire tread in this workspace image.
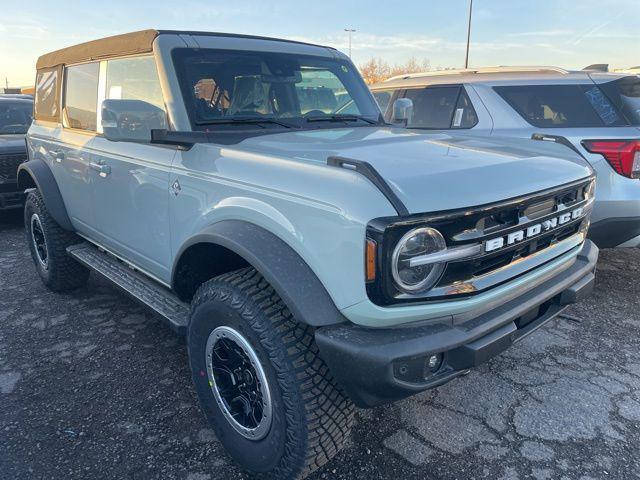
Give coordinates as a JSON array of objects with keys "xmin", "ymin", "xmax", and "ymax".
[
  {"xmin": 25, "ymin": 190, "xmax": 89, "ymax": 292},
  {"xmin": 190, "ymin": 267, "xmax": 354, "ymax": 479}
]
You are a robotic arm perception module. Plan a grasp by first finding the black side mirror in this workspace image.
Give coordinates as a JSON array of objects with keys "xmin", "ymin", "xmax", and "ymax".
[{"xmin": 101, "ymin": 99, "xmax": 167, "ymax": 142}]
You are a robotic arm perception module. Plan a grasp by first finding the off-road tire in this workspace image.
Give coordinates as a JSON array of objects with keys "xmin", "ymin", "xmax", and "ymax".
[
  {"xmin": 188, "ymin": 267, "xmax": 355, "ymax": 480},
  {"xmin": 24, "ymin": 189, "xmax": 89, "ymax": 292}
]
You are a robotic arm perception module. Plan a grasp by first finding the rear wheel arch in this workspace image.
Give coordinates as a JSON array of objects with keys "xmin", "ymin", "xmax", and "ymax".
[
  {"xmin": 172, "ymin": 220, "xmax": 346, "ymax": 327},
  {"xmin": 17, "ymin": 159, "xmax": 73, "ymax": 231}
]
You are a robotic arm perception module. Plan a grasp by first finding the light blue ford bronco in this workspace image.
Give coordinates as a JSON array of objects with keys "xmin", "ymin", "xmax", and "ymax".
[{"xmin": 21, "ymin": 30, "xmax": 598, "ymax": 479}]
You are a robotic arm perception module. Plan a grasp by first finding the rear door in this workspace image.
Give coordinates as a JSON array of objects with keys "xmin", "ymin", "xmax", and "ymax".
[
  {"xmin": 57, "ymin": 62, "xmax": 101, "ymax": 233},
  {"xmin": 89, "ymin": 55, "xmax": 176, "ymax": 281}
]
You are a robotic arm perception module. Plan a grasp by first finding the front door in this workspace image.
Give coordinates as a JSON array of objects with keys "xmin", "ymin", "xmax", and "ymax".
[
  {"xmin": 89, "ymin": 56, "xmax": 176, "ymax": 282},
  {"xmin": 89, "ymin": 139, "xmax": 176, "ymax": 281}
]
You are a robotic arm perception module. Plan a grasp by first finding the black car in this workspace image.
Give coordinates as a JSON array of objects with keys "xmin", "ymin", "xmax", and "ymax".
[{"xmin": 0, "ymin": 95, "xmax": 32, "ymax": 212}]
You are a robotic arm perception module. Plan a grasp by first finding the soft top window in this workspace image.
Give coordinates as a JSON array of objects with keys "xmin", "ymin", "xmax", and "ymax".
[
  {"xmin": 494, "ymin": 84, "xmax": 629, "ymax": 128},
  {"xmin": 63, "ymin": 62, "xmax": 99, "ymax": 131},
  {"xmin": 34, "ymin": 67, "xmax": 60, "ymax": 122}
]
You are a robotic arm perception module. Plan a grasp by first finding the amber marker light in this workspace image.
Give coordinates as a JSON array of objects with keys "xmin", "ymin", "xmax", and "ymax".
[{"xmin": 365, "ymin": 238, "xmax": 377, "ymax": 282}]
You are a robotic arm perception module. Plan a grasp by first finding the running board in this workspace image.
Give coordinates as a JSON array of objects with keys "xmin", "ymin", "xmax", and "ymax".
[{"xmin": 66, "ymin": 243, "xmax": 188, "ymax": 335}]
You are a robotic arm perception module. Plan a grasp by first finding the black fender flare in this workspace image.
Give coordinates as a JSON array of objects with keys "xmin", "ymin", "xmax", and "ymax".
[
  {"xmin": 17, "ymin": 159, "xmax": 74, "ymax": 231},
  {"xmin": 173, "ymin": 220, "xmax": 347, "ymax": 327}
]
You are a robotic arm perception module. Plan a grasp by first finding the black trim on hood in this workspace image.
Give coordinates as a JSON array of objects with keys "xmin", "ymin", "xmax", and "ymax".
[{"xmin": 327, "ymin": 156, "xmax": 409, "ymax": 216}]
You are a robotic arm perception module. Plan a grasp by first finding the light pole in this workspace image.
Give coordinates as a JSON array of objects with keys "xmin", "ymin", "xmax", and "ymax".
[
  {"xmin": 344, "ymin": 28, "xmax": 356, "ymax": 58},
  {"xmin": 464, "ymin": 0, "xmax": 473, "ymax": 68}
]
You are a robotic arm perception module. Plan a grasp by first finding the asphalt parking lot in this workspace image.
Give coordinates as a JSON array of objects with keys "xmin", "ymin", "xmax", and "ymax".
[{"xmin": 1, "ymin": 211, "xmax": 639, "ymax": 480}]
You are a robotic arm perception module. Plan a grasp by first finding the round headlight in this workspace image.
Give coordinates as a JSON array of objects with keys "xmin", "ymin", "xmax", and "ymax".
[{"xmin": 391, "ymin": 227, "xmax": 446, "ymax": 293}]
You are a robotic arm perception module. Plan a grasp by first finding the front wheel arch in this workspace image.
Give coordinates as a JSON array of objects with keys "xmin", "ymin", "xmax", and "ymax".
[{"xmin": 172, "ymin": 220, "xmax": 346, "ymax": 327}]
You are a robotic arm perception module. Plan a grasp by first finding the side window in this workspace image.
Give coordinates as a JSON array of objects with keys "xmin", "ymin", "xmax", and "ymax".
[
  {"xmin": 34, "ymin": 67, "xmax": 60, "ymax": 121},
  {"xmin": 64, "ymin": 62, "xmax": 99, "ymax": 131},
  {"xmin": 451, "ymin": 88, "xmax": 478, "ymax": 129},
  {"xmin": 104, "ymin": 56, "xmax": 166, "ymax": 109},
  {"xmin": 494, "ymin": 84, "xmax": 627, "ymax": 128},
  {"xmin": 405, "ymin": 86, "xmax": 461, "ymax": 129},
  {"xmin": 372, "ymin": 90, "xmax": 393, "ymax": 115}
]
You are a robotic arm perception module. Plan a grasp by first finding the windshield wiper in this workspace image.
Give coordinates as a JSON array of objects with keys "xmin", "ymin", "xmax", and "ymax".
[
  {"xmin": 305, "ymin": 114, "xmax": 379, "ymax": 125},
  {"xmin": 197, "ymin": 117, "xmax": 298, "ymax": 129}
]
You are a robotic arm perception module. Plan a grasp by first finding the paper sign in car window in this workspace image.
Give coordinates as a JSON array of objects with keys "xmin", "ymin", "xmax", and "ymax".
[
  {"xmin": 453, "ymin": 108, "xmax": 464, "ymax": 127},
  {"xmin": 584, "ymin": 86, "xmax": 620, "ymax": 125}
]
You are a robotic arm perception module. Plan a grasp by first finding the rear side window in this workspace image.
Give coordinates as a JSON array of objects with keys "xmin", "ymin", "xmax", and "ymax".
[
  {"xmin": 494, "ymin": 84, "xmax": 627, "ymax": 128},
  {"xmin": 597, "ymin": 76, "xmax": 640, "ymax": 126},
  {"xmin": 34, "ymin": 67, "xmax": 60, "ymax": 121},
  {"xmin": 64, "ymin": 62, "xmax": 99, "ymax": 131},
  {"xmin": 405, "ymin": 86, "xmax": 478, "ymax": 129},
  {"xmin": 451, "ymin": 88, "xmax": 478, "ymax": 129}
]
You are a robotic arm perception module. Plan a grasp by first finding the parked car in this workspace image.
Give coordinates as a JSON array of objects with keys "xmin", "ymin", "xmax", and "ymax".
[
  {"xmin": 371, "ymin": 67, "xmax": 640, "ymax": 248},
  {"xmin": 0, "ymin": 95, "xmax": 32, "ymax": 213},
  {"xmin": 20, "ymin": 32, "xmax": 597, "ymax": 479}
]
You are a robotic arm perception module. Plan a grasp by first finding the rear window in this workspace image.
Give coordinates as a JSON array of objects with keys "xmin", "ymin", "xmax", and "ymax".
[
  {"xmin": 494, "ymin": 84, "xmax": 628, "ymax": 128},
  {"xmin": 597, "ymin": 76, "xmax": 640, "ymax": 126}
]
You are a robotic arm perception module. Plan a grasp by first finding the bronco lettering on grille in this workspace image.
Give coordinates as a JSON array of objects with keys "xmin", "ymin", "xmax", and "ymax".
[{"xmin": 484, "ymin": 207, "xmax": 585, "ymax": 253}]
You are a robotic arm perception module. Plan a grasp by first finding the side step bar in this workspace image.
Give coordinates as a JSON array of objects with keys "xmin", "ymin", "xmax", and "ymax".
[{"xmin": 67, "ymin": 243, "xmax": 189, "ymax": 335}]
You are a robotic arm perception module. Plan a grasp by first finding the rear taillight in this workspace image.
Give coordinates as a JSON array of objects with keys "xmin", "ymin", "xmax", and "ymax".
[{"xmin": 582, "ymin": 140, "xmax": 640, "ymax": 179}]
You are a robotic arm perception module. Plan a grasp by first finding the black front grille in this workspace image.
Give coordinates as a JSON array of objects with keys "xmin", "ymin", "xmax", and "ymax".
[
  {"xmin": 0, "ymin": 153, "xmax": 27, "ymax": 181},
  {"xmin": 366, "ymin": 177, "xmax": 594, "ymax": 306},
  {"xmin": 439, "ymin": 180, "xmax": 591, "ymax": 285}
]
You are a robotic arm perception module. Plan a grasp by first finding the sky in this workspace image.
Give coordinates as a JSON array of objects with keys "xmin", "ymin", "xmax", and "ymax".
[{"xmin": 0, "ymin": 0, "xmax": 638, "ymax": 87}]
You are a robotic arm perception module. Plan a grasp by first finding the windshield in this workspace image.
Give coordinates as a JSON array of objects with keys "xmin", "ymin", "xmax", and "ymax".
[
  {"xmin": 0, "ymin": 100, "xmax": 33, "ymax": 134},
  {"xmin": 172, "ymin": 48, "xmax": 383, "ymax": 131}
]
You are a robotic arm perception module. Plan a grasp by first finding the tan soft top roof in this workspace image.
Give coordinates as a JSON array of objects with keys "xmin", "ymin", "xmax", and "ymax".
[
  {"xmin": 36, "ymin": 29, "xmax": 159, "ymax": 70},
  {"xmin": 36, "ymin": 29, "xmax": 334, "ymax": 70}
]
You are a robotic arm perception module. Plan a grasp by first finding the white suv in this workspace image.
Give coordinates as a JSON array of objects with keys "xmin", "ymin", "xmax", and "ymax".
[{"xmin": 371, "ymin": 67, "xmax": 640, "ymax": 248}]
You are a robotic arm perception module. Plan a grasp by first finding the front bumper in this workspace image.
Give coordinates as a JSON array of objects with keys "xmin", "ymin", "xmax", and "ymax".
[{"xmin": 315, "ymin": 240, "xmax": 598, "ymax": 408}]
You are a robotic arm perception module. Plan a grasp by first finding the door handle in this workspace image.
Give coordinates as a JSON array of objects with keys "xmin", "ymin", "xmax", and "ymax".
[
  {"xmin": 51, "ymin": 150, "xmax": 65, "ymax": 163},
  {"xmin": 89, "ymin": 162, "xmax": 111, "ymax": 178}
]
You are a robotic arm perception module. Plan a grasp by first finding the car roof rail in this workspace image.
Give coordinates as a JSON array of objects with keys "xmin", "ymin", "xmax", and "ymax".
[
  {"xmin": 582, "ymin": 64, "xmax": 609, "ymax": 72},
  {"xmin": 383, "ymin": 66, "xmax": 570, "ymax": 82}
]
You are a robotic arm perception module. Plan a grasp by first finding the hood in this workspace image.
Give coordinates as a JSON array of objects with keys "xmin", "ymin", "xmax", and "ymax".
[
  {"xmin": 0, "ymin": 134, "xmax": 27, "ymax": 155},
  {"xmin": 234, "ymin": 127, "xmax": 593, "ymax": 214}
]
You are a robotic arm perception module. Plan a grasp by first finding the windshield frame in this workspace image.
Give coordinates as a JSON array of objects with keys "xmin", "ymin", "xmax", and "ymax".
[{"xmin": 171, "ymin": 47, "xmax": 384, "ymax": 133}]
